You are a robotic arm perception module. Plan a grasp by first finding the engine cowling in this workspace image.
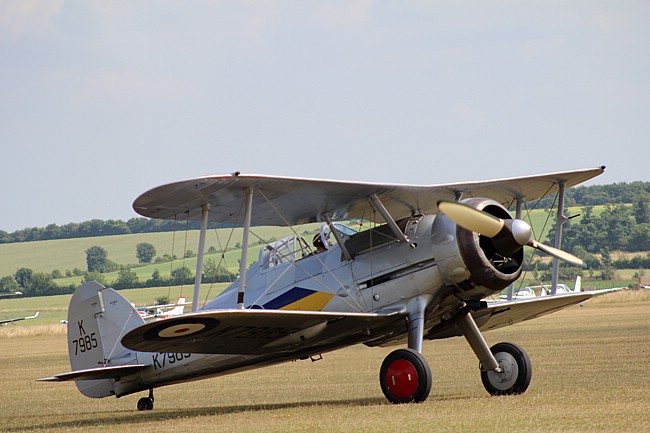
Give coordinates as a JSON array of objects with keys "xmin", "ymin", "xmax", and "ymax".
[{"xmin": 431, "ymin": 198, "xmax": 523, "ymax": 300}]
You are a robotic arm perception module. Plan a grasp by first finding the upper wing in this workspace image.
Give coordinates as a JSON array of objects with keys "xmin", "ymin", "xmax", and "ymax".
[
  {"xmin": 121, "ymin": 308, "xmax": 405, "ymax": 356},
  {"xmin": 133, "ymin": 167, "xmax": 605, "ymax": 225}
]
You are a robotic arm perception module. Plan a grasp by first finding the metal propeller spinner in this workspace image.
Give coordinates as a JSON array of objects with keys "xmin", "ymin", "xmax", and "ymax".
[{"xmin": 437, "ymin": 201, "xmax": 583, "ymax": 267}]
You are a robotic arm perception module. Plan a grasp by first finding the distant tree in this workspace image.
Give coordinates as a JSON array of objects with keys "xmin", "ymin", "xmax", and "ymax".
[
  {"xmin": 599, "ymin": 248, "xmax": 615, "ymax": 280},
  {"xmin": 207, "ymin": 246, "xmax": 217, "ymax": 254},
  {"xmin": 51, "ymin": 269, "xmax": 63, "ymax": 279},
  {"xmin": 202, "ymin": 258, "xmax": 234, "ymax": 283},
  {"xmin": 86, "ymin": 246, "xmax": 109, "ymax": 272},
  {"xmin": 26, "ymin": 272, "xmax": 55, "ymax": 297},
  {"xmin": 148, "ymin": 269, "xmax": 166, "ymax": 286},
  {"xmin": 627, "ymin": 223, "xmax": 650, "ymax": 251},
  {"xmin": 634, "ymin": 194, "xmax": 650, "ymax": 224},
  {"xmin": 184, "ymin": 249, "xmax": 195, "ymax": 258},
  {"xmin": 156, "ymin": 296, "xmax": 169, "ymax": 305},
  {"xmin": 0, "ymin": 276, "xmax": 19, "ymax": 293},
  {"xmin": 82, "ymin": 271, "xmax": 107, "ymax": 286},
  {"xmin": 114, "ymin": 267, "xmax": 139, "ymax": 290},
  {"xmin": 14, "ymin": 268, "xmax": 33, "ymax": 289},
  {"xmin": 171, "ymin": 266, "xmax": 192, "ymax": 285},
  {"xmin": 136, "ymin": 242, "xmax": 157, "ymax": 264}
]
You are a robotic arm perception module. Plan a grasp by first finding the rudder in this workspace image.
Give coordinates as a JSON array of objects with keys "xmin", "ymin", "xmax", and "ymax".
[{"xmin": 66, "ymin": 282, "xmax": 145, "ymax": 397}]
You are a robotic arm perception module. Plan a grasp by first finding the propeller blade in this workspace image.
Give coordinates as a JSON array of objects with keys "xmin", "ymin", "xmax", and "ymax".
[
  {"xmin": 437, "ymin": 201, "xmax": 504, "ymax": 237},
  {"xmin": 439, "ymin": 200, "xmax": 583, "ymax": 266},
  {"xmin": 528, "ymin": 240, "xmax": 584, "ymax": 267}
]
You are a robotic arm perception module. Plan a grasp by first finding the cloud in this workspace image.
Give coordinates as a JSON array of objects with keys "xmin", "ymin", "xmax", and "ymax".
[{"xmin": 0, "ymin": 0, "xmax": 64, "ymax": 40}]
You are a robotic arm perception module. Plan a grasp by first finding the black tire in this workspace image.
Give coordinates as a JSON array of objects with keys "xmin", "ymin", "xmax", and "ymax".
[
  {"xmin": 481, "ymin": 342, "xmax": 532, "ymax": 396},
  {"xmin": 379, "ymin": 348, "xmax": 432, "ymax": 404},
  {"xmin": 137, "ymin": 397, "xmax": 153, "ymax": 411}
]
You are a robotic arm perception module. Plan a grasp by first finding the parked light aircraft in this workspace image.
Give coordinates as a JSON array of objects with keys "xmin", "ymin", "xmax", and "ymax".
[
  {"xmin": 135, "ymin": 296, "xmax": 187, "ymax": 321},
  {"xmin": 0, "ymin": 311, "xmax": 39, "ymax": 325},
  {"xmin": 41, "ymin": 167, "xmax": 614, "ymax": 411},
  {"xmin": 499, "ymin": 276, "xmax": 622, "ymax": 300}
]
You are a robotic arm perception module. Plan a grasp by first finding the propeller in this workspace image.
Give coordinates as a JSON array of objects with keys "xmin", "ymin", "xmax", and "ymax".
[{"xmin": 437, "ymin": 201, "xmax": 583, "ymax": 267}]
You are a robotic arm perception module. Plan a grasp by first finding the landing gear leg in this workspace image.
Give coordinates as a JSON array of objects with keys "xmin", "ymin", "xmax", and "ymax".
[
  {"xmin": 137, "ymin": 389, "xmax": 154, "ymax": 411},
  {"xmin": 379, "ymin": 296, "xmax": 433, "ymax": 404},
  {"xmin": 457, "ymin": 313, "xmax": 532, "ymax": 395}
]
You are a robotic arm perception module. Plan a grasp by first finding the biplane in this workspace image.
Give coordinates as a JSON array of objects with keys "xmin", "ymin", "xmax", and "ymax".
[{"xmin": 41, "ymin": 166, "xmax": 612, "ymax": 410}]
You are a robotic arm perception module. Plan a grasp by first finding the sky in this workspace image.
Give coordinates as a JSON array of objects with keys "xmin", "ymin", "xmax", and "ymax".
[{"xmin": 1, "ymin": 1, "xmax": 648, "ymax": 232}]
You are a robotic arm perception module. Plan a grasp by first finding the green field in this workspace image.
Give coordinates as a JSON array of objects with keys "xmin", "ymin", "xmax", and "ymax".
[
  {"xmin": 1, "ymin": 290, "xmax": 648, "ymax": 432},
  {"xmin": 0, "ymin": 223, "xmax": 322, "ymax": 282},
  {"xmin": 0, "ymin": 225, "xmax": 323, "ymax": 275},
  {"xmin": 0, "ymin": 283, "xmax": 230, "ymax": 325}
]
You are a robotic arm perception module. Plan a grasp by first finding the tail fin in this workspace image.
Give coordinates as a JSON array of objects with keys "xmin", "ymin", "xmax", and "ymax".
[
  {"xmin": 574, "ymin": 276, "xmax": 582, "ymax": 292},
  {"xmin": 161, "ymin": 296, "xmax": 186, "ymax": 318},
  {"xmin": 66, "ymin": 282, "xmax": 145, "ymax": 397}
]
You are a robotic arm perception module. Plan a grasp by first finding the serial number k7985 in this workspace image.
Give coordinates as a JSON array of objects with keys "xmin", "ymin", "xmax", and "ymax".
[{"xmin": 72, "ymin": 332, "xmax": 98, "ymax": 355}]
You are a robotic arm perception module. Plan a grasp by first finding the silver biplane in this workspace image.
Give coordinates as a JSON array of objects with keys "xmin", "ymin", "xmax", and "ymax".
[{"xmin": 41, "ymin": 166, "xmax": 610, "ymax": 410}]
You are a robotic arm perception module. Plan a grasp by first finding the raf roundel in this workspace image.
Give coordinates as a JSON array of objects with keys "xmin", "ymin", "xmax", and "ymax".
[
  {"xmin": 158, "ymin": 323, "xmax": 206, "ymax": 338},
  {"xmin": 143, "ymin": 318, "xmax": 220, "ymax": 342}
]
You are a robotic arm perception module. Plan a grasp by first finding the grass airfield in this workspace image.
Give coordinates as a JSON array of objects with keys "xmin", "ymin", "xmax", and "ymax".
[{"xmin": 1, "ymin": 291, "xmax": 648, "ymax": 433}]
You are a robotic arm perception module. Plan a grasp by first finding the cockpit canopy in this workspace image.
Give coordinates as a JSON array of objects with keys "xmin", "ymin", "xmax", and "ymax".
[
  {"xmin": 257, "ymin": 223, "xmax": 358, "ymax": 269},
  {"xmin": 258, "ymin": 236, "xmax": 312, "ymax": 269}
]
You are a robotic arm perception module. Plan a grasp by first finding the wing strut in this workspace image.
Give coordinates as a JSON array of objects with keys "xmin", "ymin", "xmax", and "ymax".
[
  {"xmin": 550, "ymin": 181, "xmax": 567, "ymax": 295},
  {"xmin": 192, "ymin": 204, "xmax": 210, "ymax": 312},
  {"xmin": 369, "ymin": 194, "xmax": 411, "ymax": 244},
  {"xmin": 237, "ymin": 187, "xmax": 253, "ymax": 309},
  {"xmin": 321, "ymin": 213, "xmax": 352, "ymax": 261}
]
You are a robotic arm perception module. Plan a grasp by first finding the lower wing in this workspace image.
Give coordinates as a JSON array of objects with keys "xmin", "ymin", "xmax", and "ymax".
[{"xmin": 121, "ymin": 309, "xmax": 406, "ymax": 356}]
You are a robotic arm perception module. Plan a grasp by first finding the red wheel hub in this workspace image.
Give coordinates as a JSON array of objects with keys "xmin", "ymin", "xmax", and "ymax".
[{"xmin": 385, "ymin": 359, "xmax": 418, "ymax": 399}]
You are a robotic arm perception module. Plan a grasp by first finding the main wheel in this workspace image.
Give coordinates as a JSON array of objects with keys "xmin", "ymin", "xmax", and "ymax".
[
  {"xmin": 137, "ymin": 397, "xmax": 154, "ymax": 411},
  {"xmin": 481, "ymin": 342, "xmax": 532, "ymax": 395},
  {"xmin": 380, "ymin": 348, "xmax": 432, "ymax": 404}
]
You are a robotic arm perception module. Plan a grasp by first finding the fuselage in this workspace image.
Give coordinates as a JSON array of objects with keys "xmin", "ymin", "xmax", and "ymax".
[{"xmin": 112, "ymin": 207, "xmax": 521, "ymax": 397}]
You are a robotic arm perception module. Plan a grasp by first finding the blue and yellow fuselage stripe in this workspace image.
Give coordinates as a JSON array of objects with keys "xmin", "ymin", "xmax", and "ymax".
[{"xmin": 262, "ymin": 287, "xmax": 334, "ymax": 311}]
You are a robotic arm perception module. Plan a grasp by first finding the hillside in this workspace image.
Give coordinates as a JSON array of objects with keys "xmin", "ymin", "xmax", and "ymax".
[{"xmin": 0, "ymin": 224, "xmax": 321, "ymax": 279}]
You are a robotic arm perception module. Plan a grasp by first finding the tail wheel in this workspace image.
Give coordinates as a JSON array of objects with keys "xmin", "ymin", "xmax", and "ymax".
[
  {"xmin": 137, "ymin": 397, "xmax": 153, "ymax": 411},
  {"xmin": 481, "ymin": 342, "xmax": 532, "ymax": 395},
  {"xmin": 380, "ymin": 348, "xmax": 432, "ymax": 404},
  {"xmin": 137, "ymin": 389, "xmax": 154, "ymax": 411}
]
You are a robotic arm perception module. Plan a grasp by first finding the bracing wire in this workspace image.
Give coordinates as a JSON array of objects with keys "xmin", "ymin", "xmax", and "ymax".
[{"xmin": 251, "ymin": 189, "xmax": 366, "ymax": 312}]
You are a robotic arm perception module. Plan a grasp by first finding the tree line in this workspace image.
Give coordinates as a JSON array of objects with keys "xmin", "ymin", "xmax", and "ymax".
[{"xmin": 0, "ymin": 218, "xmax": 227, "ymax": 244}]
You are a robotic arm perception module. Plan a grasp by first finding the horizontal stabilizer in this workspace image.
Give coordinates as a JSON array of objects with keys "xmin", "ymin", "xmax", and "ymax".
[{"xmin": 37, "ymin": 364, "xmax": 149, "ymax": 382}]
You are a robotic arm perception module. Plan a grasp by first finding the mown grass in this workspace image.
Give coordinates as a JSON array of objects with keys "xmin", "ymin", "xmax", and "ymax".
[{"xmin": 1, "ymin": 291, "xmax": 648, "ymax": 432}]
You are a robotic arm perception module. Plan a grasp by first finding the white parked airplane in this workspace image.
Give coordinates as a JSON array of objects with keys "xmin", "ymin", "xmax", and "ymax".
[
  {"xmin": 135, "ymin": 296, "xmax": 187, "ymax": 321},
  {"xmin": 41, "ymin": 166, "xmax": 615, "ymax": 410},
  {"xmin": 0, "ymin": 311, "xmax": 39, "ymax": 325}
]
